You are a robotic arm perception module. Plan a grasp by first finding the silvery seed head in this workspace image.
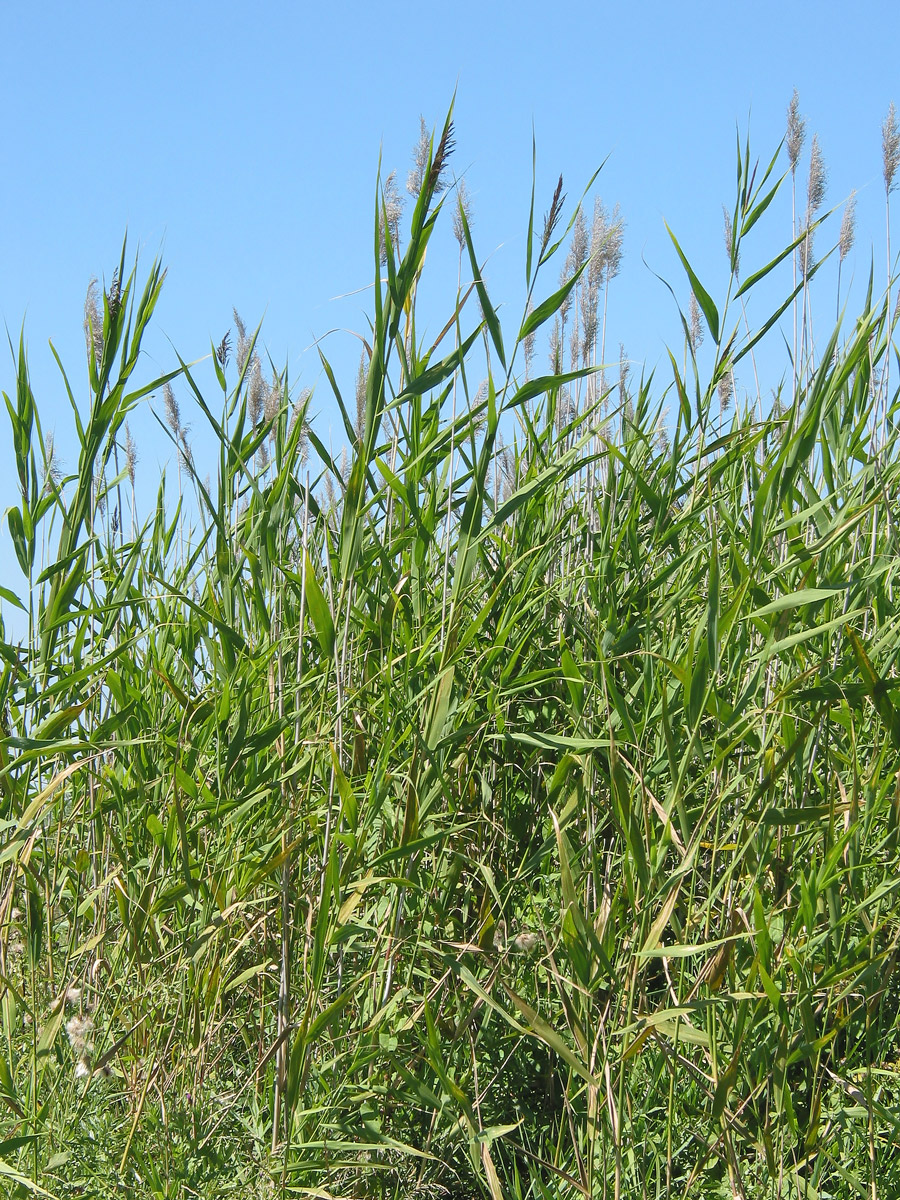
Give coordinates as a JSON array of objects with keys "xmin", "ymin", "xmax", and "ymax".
[
  {"xmin": 164, "ymin": 384, "xmax": 181, "ymax": 436},
  {"xmin": 884, "ymin": 102, "xmax": 900, "ymax": 195},
  {"xmin": 407, "ymin": 115, "xmax": 430, "ymax": 196},
  {"xmin": 42, "ymin": 433, "xmax": 63, "ymax": 494},
  {"xmin": 787, "ymin": 89, "xmax": 806, "ymax": 174},
  {"xmin": 452, "ymin": 177, "xmax": 472, "ymax": 249},
  {"xmin": 380, "ymin": 172, "xmax": 404, "ymax": 265},
  {"xmin": 689, "ymin": 292, "xmax": 704, "ymax": 352},
  {"xmin": 125, "ymin": 423, "xmax": 138, "ymax": 487},
  {"xmin": 84, "ymin": 279, "xmax": 104, "ymax": 363},
  {"xmin": 839, "ymin": 192, "xmax": 857, "ymax": 262},
  {"xmin": 806, "ymin": 135, "xmax": 827, "ymax": 217}
]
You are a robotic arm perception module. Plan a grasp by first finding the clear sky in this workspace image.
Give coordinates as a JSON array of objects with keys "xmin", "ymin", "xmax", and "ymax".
[{"xmin": 1, "ymin": 0, "xmax": 898, "ymax": 604}]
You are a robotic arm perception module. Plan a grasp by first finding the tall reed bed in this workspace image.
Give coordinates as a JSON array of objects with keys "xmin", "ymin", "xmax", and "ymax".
[{"xmin": 1, "ymin": 100, "xmax": 900, "ymax": 1198}]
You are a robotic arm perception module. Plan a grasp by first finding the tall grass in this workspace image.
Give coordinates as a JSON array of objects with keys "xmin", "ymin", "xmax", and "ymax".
[{"xmin": 1, "ymin": 104, "xmax": 900, "ymax": 1198}]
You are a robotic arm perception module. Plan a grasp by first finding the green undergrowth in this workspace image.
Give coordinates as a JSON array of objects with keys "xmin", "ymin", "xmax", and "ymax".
[{"xmin": 2, "ymin": 105, "xmax": 900, "ymax": 1198}]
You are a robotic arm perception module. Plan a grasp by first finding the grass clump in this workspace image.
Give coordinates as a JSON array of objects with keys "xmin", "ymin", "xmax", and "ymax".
[{"xmin": 2, "ymin": 101, "xmax": 900, "ymax": 1198}]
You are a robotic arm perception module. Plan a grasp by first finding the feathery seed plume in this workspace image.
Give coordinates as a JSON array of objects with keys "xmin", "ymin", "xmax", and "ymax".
[
  {"xmin": 407, "ymin": 115, "xmax": 430, "ymax": 196},
  {"xmin": 233, "ymin": 309, "xmax": 250, "ymax": 373},
  {"xmin": 723, "ymin": 205, "xmax": 739, "ymax": 275},
  {"xmin": 884, "ymin": 102, "xmax": 900, "ymax": 195},
  {"xmin": 618, "ymin": 344, "xmax": 630, "ymax": 410},
  {"xmin": 42, "ymin": 433, "xmax": 63, "ymax": 494},
  {"xmin": 523, "ymin": 300, "xmax": 536, "ymax": 380},
  {"xmin": 164, "ymin": 384, "xmax": 181, "ymax": 436},
  {"xmin": 718, "ymin": 366, "xmax": 734, "ymax": 415},
  {"xmin": 787, "ymin": 89, "xmax": 806, "ymax": 173},
  {"xmin": 124, "ymin": 423, "xmax": 138, "ymax": 487},
  {"xmin": 323, "ymin": 473, "xmax": 335, "ymax": 516},
  {"xmin": 452, "ymin": 177, "xmax": 472, "ymax": 249},
  {"xmin": 655, "ymin": 417, "xmax": 670, "ymax": 455},
  {"xmin": 798, "ymin": 229, "xmax": 816, "ymax": 279},
  {"xmin": 580, "ymin": 282, "xmax": 598, "ymax": 366},
  {"xmin": 548, "ymin": 317, "xmax": 561, "ymax": 374},
  {"xmin": 264, "ymin": 371, "xmax": 281, "ymax": 426},
  {"xmin": 66, "ymin": 1014, "xmax": 93, "ymax": 1055},
  {"xmin": 806, "ymin": 134, "xmax": 827, "ymax": 217},
  {"xmin": 589, "ymin": 199, "xmax": 608, "ymax": 292},
  {"xmin": 248, "ymin": 359, "xmax": 266, "ymax": 426},
  {"xmin": 568, "ymin": 207, "xmax": 588, "ymax": 275},
  {"xmin": 540, "ymin": 175, "xmax": 566, "ymax": 260},
  {"xmin": 84, "ymin": 279, "xmax": 104, "ymax": 363},
  {"xmin": 689, "ymin": 292, "xmax": 704, "ymax": 352},
  {"xmin": 380, "ymin": 172, "xmax": 404, "ymax": 265},
  {"xmin": 602, "ymin": 203, "xmax": 624, "ymax": 281},
  {"xmin": 288, "ymin": 390, "xmax": 311, "ymax": 463},
  {"xmin": 839, "ymin": 191, "xmax": 857, "ymax": 262},
  {"xmin": 558, "ymin": 258, "xmax": 573, "ymax": 325},
  {"xmin": 569, "ymin": 319, "xmax": 581, "ymax": 374}
]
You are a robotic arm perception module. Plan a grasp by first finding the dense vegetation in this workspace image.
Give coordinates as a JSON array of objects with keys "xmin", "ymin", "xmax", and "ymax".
[{"xmin": 2, "ymin": 102, "xmax": 900, "ymax": 1197}]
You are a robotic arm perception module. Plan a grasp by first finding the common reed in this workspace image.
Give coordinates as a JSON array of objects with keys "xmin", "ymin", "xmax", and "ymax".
[{"xmin": 1, "ymin": 103, "xmax": 899, "ymax": 1200}]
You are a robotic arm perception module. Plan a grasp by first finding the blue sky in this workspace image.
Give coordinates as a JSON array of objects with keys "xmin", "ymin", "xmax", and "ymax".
[{"xmin": 1, "ymin": 0, "xmax": 898, "ymax": 607}]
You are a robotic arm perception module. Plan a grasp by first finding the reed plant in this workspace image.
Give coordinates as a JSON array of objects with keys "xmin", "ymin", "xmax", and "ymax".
[{"xmin": 1, "ymin": 101, "xmax": 900, "ymax": 1199}]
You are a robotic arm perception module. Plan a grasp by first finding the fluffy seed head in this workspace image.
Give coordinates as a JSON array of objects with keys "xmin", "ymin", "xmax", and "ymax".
[
  {"xmin": 452, "ymin": 177, "xmax": 472, "ymax": 249},
  {"xmin": 66, "ymin": 1014, "xmax": 94, "ymax": 1055},
  {"xmin": 722, "ymin": 206, "xmax": 739, "ymax": 275},
  {"xmin": 42, "ymin": 433, "xmax": 63, "ymax": 494},
  {"xmin": 884, "ymin": 102, "xmax": 900, "ymax": 195},
  {"xmin": 806, "ymin": 135, "xmax": 827, "ymax": 217},
  {"xmin": 798, "ymin": 229, "xmax": 816, "ymax": 279},
  {"xmin": 125, "ymin": 423, "xmax": 138, "ymax": 487},
  {"xmin": 548, "ymin": 317, "xmax": 561, "ymax": 374},
  {"xmin": 839, "ymin": 191, "xmax": 857, "ymax": 262},
  {"xmin": 568, "ymin": 207, "xmax": 588, "ymax": 275},
  {"xmin": 407, "ymin": 115, "xmax": 430, "ymax": 196},
  {"xmin": 355, "ymin": 352, "xmax": 367, "ymax": 442},
  {"xmin": 248, "ymin": 359, "xmax": 266, "ymax": 426},
  {"xmin": 233, "ymin": 309, "xmax": 249, "ymax": 373},
  {"xmin": 164, "ymin": 384, "xmax": 181, "ymax": 436},
  {"xmin": 618, "ymin": 344, "xmax": 630, "ymax": 408},
  {"xmin": 558, "ymin": 258, "xmax": 573, "ymax": 324},
  {"xmin": 84, "ymin": 279, "xmax": 104, "ymax": 363},
  {"xmin": 523, "ymin": 301, "xmax": 536, "ymax": 381},
  {"xmin": 689, "ymin": 292, "xmax": 704, "ymax": 352},
  {"xmin": 787, "ymin": 89, "xmax": 806, "ymax": 173},
  {"xmin": 602, "ymin": 203, "xmax": 624, "ymax": 281},
  {"xmin": 380, "ymin": 172, "xmax": 404, "ymax": 265},
  {"xmin": 264, "ymin": 372, "xmax": 281, "ymax": 426},
  {"xmin": 589, "ymin": 198, "xmax": 608, "ymax": 292}
]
